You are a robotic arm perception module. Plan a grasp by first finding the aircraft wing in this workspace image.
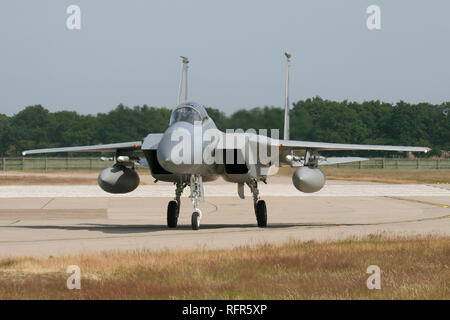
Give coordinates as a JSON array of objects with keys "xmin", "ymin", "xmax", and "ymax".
[
  {"xmin": 245, "ymin": 135, "xmax": 430, "ymax": 169},
  {"xmin": 318, "ymin": 157, "xmax": 369, "ymax": 165},
  {"xmin": 278, "ymin": 140, "xmax": 431, "ymax": 153},
  {"xmin": 22, "ymin": 141, "xmax": 142, "ymax": 156}
]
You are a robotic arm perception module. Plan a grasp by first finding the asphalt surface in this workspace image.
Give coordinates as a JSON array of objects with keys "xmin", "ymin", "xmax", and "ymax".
[{"xmin": 0, "ymin": 178, "xmax": 448, "ymax": 257}]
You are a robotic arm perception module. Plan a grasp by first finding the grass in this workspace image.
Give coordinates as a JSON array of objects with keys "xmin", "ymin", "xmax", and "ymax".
[
  {"xmin": 0, "ymin": 175, "xmax": 98, "ymax": 185},
  {"xmin": 276, "ymin": 167, "xmax": 450, "ymax": 184},
  {"xmin": 0, "ymin": 170, "xmax": 154, "ymax": 185},
  {"xmin": 0, "ymin": 235, "xmax": 448, "ymax": 299},
  {"xmin": 321, "ymin": 168, "xmax": 450, "ymax": 184}
]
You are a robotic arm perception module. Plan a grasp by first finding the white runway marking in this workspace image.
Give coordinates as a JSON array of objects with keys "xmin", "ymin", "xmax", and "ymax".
[{"xmin": 0, "ymin": 183, "xmax": 448, "ymax": 198}]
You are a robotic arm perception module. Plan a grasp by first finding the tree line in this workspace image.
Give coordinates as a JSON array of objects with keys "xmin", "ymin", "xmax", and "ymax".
[{"xmin": 0, "ymin": 97, "xmax": 448, "ymax": 157}]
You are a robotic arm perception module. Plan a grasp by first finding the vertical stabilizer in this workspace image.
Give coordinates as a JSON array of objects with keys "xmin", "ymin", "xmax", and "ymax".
[
  {"xmin": 283, "ymin": 52, "xmax": 291, "ymax": 140},
  {"xmin": 177, "ymin": 56, "xmax": 189, "ymax": 104}
]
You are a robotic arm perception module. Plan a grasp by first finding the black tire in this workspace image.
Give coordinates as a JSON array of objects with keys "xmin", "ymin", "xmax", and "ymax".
[
  {"xmin": 255, "ymin": 200, "xmax": 267, "ymax": 228},
  {"xmin": 167, "ymin": 200, "xmax": 179, "ymax": 228},
  {"xmin": 191, "ymin": 212, "xmax": 200, "ymax": 230}
]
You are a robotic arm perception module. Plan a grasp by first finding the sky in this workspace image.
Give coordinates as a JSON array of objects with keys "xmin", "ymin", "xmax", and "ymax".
[{"xmin": 0, "ymin": 0, "xmax": 449, "ymax": 116}]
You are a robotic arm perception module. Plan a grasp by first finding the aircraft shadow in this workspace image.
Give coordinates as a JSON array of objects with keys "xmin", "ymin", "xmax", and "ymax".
[{"xmin": 3, "ymin": 222, "xmax": 368, "ymax": 235}]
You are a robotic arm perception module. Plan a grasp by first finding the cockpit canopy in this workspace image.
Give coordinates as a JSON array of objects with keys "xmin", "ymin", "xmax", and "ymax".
[{"xmin": 169, "ymin": 102, "xmax": 208, "ymax": 125}]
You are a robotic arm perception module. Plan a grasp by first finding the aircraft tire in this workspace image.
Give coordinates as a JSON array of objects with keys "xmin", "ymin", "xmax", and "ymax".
[
  {"xmin": 191, "ymin": 212, "xmax": 200, "ymax": 230},
  {"xmin": 167, "ymin": 200, "xmax": 179, "ymax": 228},
  {"xmin": 255, "ymin": 200, "xmax": 267, "ymax": 228}
]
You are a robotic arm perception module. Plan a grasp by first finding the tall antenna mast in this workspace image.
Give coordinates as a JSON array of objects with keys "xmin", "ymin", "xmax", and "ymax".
[
  {"xmin": 283, "ymin": 52, "xmax": 291, "ymax": 140},
  {"xmin": 177, "ymin": 56, "xmax": 189, "ymax": 104}
]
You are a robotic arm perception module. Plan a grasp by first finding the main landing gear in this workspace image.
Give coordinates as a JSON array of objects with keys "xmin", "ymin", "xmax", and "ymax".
[
  {"xmin": 166, "ymin": 175, "xmax": 204, "ymax": 230},
  {"xmin": 167, "ymin": 177, "xmax": 267, "ymax": 230},
  {"xmin": 167, "ymin": 200, "xmax": 179, "ymax": 228},
  {"xmin": 247, "ymin": 179, "xmax": 267, "ymax": 228},
  {"xmin": 167, "ymin": 181, "xmax": 186, "ymax": 228}
]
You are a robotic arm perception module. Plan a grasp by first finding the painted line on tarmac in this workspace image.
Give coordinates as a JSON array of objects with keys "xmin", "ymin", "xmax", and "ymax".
[{"xmin": 386, "ymin": 196, "xmax": 450, "ymax": 209}]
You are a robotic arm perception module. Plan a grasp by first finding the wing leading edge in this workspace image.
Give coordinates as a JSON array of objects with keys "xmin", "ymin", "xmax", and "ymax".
[
  {"xmin": 278, "ymin": 140, "xmax": 430, "ymax": 153},
  {"xmin": 22, "ymin": 141, "xmax": 142, "ymax": 156}
]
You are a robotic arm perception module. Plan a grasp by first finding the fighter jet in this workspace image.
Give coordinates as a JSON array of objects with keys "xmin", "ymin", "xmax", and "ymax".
[{"xmin": 22, "ymin": 54, "xmax": 430, "ymax": 230}]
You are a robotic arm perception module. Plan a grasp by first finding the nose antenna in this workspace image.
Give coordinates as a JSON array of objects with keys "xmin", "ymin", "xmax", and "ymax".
[{"xmin": 177, "ymin": 56, "xmax": 189, "ymax": 104}]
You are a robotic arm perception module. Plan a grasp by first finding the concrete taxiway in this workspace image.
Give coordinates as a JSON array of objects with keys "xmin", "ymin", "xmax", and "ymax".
[{"xmin": 0, "ymin": 178, "xmax": 448, "ymax": 257}]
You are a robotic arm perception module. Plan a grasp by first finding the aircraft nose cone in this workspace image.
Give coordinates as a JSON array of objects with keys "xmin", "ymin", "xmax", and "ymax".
[{"xmin": 157, "ymin": 122, "xmax": 196, "ymax": 174}]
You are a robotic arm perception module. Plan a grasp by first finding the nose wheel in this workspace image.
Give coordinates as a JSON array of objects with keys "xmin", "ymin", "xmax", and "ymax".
[{"xmin": 191, "ymin": 209, "xmax": 202, "ymax": 230}]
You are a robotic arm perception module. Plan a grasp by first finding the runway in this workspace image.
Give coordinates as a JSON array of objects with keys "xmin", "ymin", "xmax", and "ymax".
[{"xmin": 0, "ymin": 178, "xmax": 449, "ymax": 257}]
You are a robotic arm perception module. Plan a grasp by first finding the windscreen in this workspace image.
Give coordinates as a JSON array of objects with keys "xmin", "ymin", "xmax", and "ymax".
[{"xmin": 169, "ymin": 106, "xmax": 202, "ymax": 125}]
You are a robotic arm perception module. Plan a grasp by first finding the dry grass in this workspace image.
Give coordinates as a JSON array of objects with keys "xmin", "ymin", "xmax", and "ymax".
[
  {"xmin": 321, "ymin": 168, "xmax": 450, "ymax": 184},
  {"xmin": 0, "ymin": 175, "xmax": 98, "ymax": 185},
  {"xmin": 0, "ymin": 235, "xmax": 448, "ymax": 299},
  {"xmin": 276, "ymin": 167, "xmax": 450, "ymax": 184},
  {"xmin": 0, "ymin": 171, "xmax": 154, "ymax": 185}
]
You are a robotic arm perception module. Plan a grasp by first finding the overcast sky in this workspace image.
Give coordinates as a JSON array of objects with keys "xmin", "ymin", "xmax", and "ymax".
[{"xmin": 0, "ymin": 0, "xmax": 449, "ymax": 116}]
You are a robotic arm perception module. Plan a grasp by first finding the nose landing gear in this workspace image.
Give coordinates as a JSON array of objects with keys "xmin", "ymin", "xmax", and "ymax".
[
  {"xmin": 189, "ymin": 175, "xmax": 204, "ymax": 230},
  {"xmin": 191, "ymin": 208, "xmax": 202, "ymax": 230},
  {"xmin": 166, "ymin": 176, "xmax": 204, "ymax": 230},
  {"xmin": 166, "ymin": 176, "xmax": 266, "ymax": 230}
]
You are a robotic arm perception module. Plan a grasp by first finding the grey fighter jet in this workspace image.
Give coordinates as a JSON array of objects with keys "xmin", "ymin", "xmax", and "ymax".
[{"xmin": 23, "ymin": 54, "xmax": 430, "ymax": 230}]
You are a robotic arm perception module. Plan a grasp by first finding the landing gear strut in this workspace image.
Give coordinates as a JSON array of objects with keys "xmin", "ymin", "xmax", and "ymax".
[
  {"xmin": 190, "ymin": 175, "xmax": 204, "ymax": 230},
  {"xmin": 167, "ymin": 182, "xmax": 186, "ymax": 228},
  {"xmin": 247, "ymin": 179, "xmax": 267, "ymax": 227}
]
